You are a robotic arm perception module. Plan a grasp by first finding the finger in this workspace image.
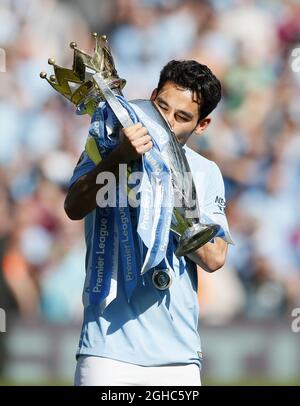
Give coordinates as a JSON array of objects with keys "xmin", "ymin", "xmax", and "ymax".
[
  {"xmin": 136, "ymin": 141, "xmax": 153, "ymax": 154},
  {"xmin": 132, "ymin": 135, "xmax": 152, "ymax": 147},
  {"xmin": 123, "ymin": 126, "xmax": 147, "ymax": 141},
  {"xmin": 126, "ymin": 123, "xmax": 142, "ymax": 130},
  {"xmin": 129, "ymin": 127, "xmax": 149, "ymax": 141},
  {"xmin": 123, "ymin": 123, "xmax": 143, "ymax": 135}
]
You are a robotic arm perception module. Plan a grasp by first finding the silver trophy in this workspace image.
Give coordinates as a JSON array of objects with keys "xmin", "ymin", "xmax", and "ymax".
[
  {"xmin": 129, "ymin": 100, "xmax": 221, "ymax": 257},
  {"xmin": 40, "ymin": 33, "xmax": 220, "ymax": 257}
]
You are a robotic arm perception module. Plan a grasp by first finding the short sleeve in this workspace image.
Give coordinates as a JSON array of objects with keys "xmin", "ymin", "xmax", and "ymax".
[
  {"xmin": 201, "ymin": 162, "xmax": 234, "ymax": 245},
  {"xmin": 68, "ymin": 132, "xmax": 104, "ymax": 189},
  {"xmin": 68, "ymin": 150, "xmax": 96, "ymax": 189}
]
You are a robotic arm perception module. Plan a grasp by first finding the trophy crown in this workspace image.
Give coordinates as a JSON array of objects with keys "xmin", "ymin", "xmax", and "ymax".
[{"xmin": 40, "ymin": 33, "xmax": 126, "ymax": 115}]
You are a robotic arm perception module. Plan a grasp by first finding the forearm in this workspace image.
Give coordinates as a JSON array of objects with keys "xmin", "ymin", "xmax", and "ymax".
[
  {"xmin": 187, "ymin": 238, "xmax": 228, "ymax": 272},
  {"xmin": 64, "ymin": 146, "xmax": 126, "ymax": 220},
  {"xmin": 65, "ymin": 123, "xmax": 153, "ymax": 221}
]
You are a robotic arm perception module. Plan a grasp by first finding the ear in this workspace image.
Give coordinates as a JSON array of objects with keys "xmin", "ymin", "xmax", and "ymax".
[
  {"xmin": 150, "ymin": 88, "xmax": 158, "ymax": 101},
  {"xmin": 194, "ymin": 117, "xmax": 211, "ymax": 135}
]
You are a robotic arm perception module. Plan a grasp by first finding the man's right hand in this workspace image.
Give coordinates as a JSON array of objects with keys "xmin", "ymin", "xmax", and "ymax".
[{"xmin": 118, "ymin": 123, "xmax": 153, "ymax": 163}]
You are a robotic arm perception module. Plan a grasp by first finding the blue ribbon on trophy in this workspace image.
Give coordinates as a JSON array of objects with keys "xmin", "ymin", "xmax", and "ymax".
[
  {"xmin": 87, "ymin": 98, "xmax": 137, "ymax": 305},
  {"xmin": 89, "ymin": 206, "xmax": 115, "ymax": 305},
  {"xmin": 87, "ymin": 95, "xmax": 175, "ymax": 305}
]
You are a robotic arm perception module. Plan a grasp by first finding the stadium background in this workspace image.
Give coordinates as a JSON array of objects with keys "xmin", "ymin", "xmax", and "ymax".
[{"xmin": 0, "ymin": 0, "xmax": 300, "ymax": 386}]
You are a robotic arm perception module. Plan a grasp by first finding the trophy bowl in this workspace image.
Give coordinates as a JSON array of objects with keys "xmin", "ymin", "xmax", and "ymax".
[{"xmin": 172, "ymin": 208, "xmax": 220, "ymax": 256}]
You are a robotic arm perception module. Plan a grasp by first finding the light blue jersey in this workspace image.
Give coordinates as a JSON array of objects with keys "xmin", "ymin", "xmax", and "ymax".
[{"xmin": 69, "ymin": 145, "xmax": 232, "ymax": 368}]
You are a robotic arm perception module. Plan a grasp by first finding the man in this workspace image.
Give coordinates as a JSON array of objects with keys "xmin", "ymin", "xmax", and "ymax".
[{"xmin": 65, "ymin": 60, "xmax": 233, "ymax": 386}]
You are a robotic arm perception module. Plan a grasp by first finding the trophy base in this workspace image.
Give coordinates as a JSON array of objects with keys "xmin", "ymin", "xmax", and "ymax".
[{"xmin": 175, "ymin": 224, "xmax": 221, "ymax": 257}]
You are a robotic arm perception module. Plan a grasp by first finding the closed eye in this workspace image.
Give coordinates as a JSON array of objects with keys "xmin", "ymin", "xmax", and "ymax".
[
  {"xmin": 158, "ymin": 103, "xmax": 168, "ymax": 111},
  {"xmin": 176, "ymin": 114, "xmax": 190, "ymax": 122}
]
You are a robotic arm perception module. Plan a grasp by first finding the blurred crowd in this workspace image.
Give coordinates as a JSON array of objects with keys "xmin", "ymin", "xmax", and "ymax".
[{"xmin": 0, "ymin": 0, "xmax": 300, "ymax": 331}]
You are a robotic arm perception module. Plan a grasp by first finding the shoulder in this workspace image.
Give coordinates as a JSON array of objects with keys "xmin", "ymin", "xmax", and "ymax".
[
  {"xmin": 183, "ymin": 146, "xmax": 225, "ymax": 208},
  {"xmin": 183, "ymin": 146, "xmax": 222, "ymax": 179}
]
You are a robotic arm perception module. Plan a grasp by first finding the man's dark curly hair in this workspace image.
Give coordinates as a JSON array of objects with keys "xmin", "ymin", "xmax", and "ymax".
[{"xmin": 157, "ymin": 60, "xmax": 222, "ymax": 121}]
